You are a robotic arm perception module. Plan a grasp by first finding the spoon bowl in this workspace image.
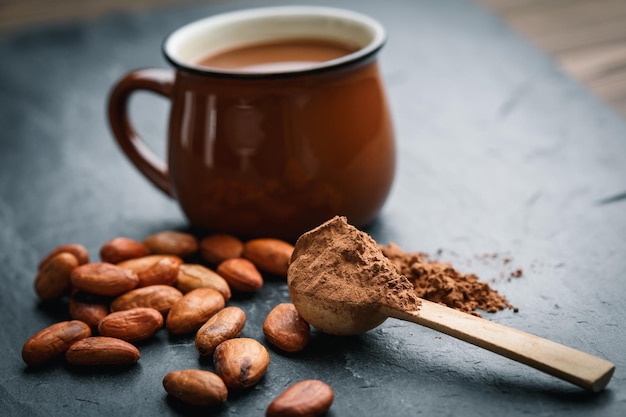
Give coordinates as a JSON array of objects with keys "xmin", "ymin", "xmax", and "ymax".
[{"xmin": 289, "ymin": 290, "xmax": 387, "ymax": 336}]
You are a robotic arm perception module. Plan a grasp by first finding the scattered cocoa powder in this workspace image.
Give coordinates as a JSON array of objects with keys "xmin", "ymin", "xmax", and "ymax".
[
  {"xmin": 288, "ymin": 216, "xmax": 421, "ymax": 312},
  {"xmin": 428, "ymin": 250, "xmax": 524, "ymax": 283},
  {"xmin": 381, "ymin": 243, "xmax": 518, "ymax": 317}
]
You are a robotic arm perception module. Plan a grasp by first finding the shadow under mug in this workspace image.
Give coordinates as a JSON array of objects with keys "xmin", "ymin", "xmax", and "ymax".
[{"xmin": 108, "ymin": 6, "xmax": 395, "ymax": 242}]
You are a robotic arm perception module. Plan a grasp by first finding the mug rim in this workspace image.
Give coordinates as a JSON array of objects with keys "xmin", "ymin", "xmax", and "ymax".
[{"xmin": 161, "ymin": 5, "xmax": 387, "ymax": 79}]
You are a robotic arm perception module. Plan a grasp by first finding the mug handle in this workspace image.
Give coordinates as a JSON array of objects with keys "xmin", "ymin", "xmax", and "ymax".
[{"xmin": 107, "ymin": 68, "xmax": 175, "ymax": 197}]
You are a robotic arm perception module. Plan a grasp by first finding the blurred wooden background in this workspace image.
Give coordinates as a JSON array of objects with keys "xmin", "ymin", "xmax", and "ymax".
[
  {"xmin": 1, "ymin": 0, "xmax": 626, "ymax": 118},
  {"xmin": 478, "ymin": 0, "xmax": 626, "ymax": 118}
]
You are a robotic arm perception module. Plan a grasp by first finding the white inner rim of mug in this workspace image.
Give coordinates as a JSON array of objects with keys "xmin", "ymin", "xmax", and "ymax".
[{"xmin": 163, "ymin": 6, "xmax": 386, "ymax": 76}]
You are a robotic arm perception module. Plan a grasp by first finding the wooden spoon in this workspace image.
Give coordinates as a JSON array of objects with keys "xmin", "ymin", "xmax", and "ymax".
[
  {"xmin": 289, "ymin": 288, "xmax": 614, "ymax": 392},
  {"xmin": 288, "ymin": 217, "xmax": 614, "ymax": 392}
]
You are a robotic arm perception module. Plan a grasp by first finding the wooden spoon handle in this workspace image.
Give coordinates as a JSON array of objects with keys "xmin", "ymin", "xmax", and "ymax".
[{"xmin": 380, "ymin": 299, "xmax": 614, "ymax": 392}]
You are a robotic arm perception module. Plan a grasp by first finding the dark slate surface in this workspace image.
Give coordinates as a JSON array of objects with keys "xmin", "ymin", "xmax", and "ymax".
[{"xmin": 1, "ymin": 0, "xmax": 625, "ymax": 415}]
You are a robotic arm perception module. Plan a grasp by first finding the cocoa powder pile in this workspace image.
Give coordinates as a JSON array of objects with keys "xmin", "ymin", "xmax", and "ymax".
[
  {"xmin": 288, "ymin": 216, "xmax": 421, "ymax": 312},
  {"xmin": 381, "ymin": 243, "xmax": 517, "ymax": 316},
  {"xmin": 289, "ymin": 216, "xmax": 516, "ymax": 318}
]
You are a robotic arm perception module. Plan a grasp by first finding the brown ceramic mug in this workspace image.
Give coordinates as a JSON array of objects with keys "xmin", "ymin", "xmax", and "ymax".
[{"xmin": 108, "ymin": 6, "xmax": 395, "ymax": 241}]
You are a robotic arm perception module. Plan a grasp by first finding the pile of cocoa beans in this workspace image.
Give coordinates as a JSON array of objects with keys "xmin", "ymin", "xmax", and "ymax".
[{"xmin": 22, "ymin": 231, "xmax": 333, "ymax": 416}]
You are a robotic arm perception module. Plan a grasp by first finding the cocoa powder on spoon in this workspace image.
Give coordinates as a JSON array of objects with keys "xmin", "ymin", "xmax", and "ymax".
[{"xmin": 288, "ymin": 216, "xmax": 421, "ymax": 313}]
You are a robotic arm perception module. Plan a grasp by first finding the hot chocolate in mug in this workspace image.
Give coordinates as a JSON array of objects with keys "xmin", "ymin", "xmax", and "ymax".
[{"xmin": 108, "ymin": 6, "xmax": 395, "ymax": 241}]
